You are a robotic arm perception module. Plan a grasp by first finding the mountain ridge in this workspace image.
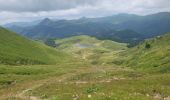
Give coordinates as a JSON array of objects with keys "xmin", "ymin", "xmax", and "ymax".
[{"xmin": 4, "ymin": 12, "xmax": 170, "ymax": 46}]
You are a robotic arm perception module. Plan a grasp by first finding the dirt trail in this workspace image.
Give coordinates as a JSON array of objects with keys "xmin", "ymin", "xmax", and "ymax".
[
  {"xmin": 14, "ymin": 66, "xmax": 127, "ymax": 100},
  {"xmin": 17, "ymin": 84, "xmax": 42, "ymax": 100},
  {"xmin": 16, "ymin": 75, "xmax": 74, "ymax": 100},
  {"xmin": 15, "ymin": 67, "xmax": 92, "ymax": 100}
]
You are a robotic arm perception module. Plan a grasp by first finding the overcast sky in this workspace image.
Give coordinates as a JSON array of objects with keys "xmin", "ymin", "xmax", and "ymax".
[{"xmin": 0, "ymin": 0, "xmax": 170, "ymax": 24}]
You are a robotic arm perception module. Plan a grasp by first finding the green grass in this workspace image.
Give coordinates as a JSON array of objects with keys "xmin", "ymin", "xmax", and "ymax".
[
  {"xmin": 1, "ymin": 64, "xmax": 168, "ymax": 100},
  {"xmin": 55, "ymin": 35, "xmax": 127, "ymax": 50},
  {"xmin": 122, "ymin": 33, "xmax": 170, "ymax": 73},
  {"xmin": 0, "ymin": 28, "xmax": 170, "ymax": 99},
  {"xmin": 55, "ymin": 35, "xmax": 127, "ymax": 65},
  {"xmin": 0, "ymin": 27, "xmax": 73, "ymax": 65}
]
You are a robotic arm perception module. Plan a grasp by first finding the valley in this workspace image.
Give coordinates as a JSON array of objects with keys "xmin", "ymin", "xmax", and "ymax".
[
  {"xmin": 54, "ymin": 35, "xmax": 127, "ymax": 65},
  {"xmin": 1, "ymin": 0, "xmax": 170, "ymax": 99},
  {"xmin": 0, "ymin": 28, "xmax": 170, "ymax": 100}
]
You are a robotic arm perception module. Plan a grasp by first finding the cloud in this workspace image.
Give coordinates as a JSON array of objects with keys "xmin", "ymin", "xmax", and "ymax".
[
  {"xmin": 0, "ymin": 0, "xmax": 169, "ymax": 13},
  {"xmin": 0, "ymin": 0, "xmax": 99, "ymax": 12},
  {"xmin": 0, "ymin": 0, "xmax": 170, "ymax": 24}
]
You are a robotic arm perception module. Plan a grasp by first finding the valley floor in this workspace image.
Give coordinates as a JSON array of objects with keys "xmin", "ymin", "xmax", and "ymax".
[{"xmin": 0, "ymin": 63, "xmax": 170, "ymax": 100}]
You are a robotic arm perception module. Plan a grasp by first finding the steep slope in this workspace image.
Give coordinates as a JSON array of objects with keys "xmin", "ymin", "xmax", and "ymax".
[
  {"xmin": 123, "ymin": 32, "xmax": 170, "ymax": 72},
  {"xmin": 0, "ymin": 27, "xmax": 71, "ymax": 65},
  {"xmin": 55, "ymin": 35, "xmax": 127, "ymax": 65}
]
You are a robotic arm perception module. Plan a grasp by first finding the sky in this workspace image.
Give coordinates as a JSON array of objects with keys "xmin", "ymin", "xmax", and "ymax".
[{"xmin": 0, "ymin": 0, "xmax": 170, "ymax": 24}]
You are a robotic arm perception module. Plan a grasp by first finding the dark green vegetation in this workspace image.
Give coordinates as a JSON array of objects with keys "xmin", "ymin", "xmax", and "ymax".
[
  {"xmin": 44, "ymin": 39, "xmax": 57, "ymax": 47},
  {"xmin": 0, "ymin": 27, "xmax": 72, "ymax": 65},
  {"xmin": 5, "ymin": 12, "xmax": 170, "ymax": 45},
  {"xmin": 0, "ymin": 28, "xmax": 170, "ymax": 99}
]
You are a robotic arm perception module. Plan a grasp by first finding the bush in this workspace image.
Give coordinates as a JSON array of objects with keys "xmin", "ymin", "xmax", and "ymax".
[
  {"xmin": 145, "ymin": 43, "xmax": 151, "ymax": 49},
  {"xmin": 86, "ymin": 86, "xmax": 100, "ymax": 94}
]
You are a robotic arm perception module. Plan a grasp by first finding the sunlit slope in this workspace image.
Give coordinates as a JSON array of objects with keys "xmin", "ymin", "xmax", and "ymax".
[
  {"xmin": 0, "ymin": 27, "xmax": 71, "ymax": 65},
  {"xmin": 123, "ymin": 33, "xmax": 170, "ymax": 72}
]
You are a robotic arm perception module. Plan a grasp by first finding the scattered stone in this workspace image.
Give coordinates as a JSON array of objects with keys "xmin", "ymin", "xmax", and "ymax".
[
  {"xmin": 146, "ymin": 94, "xmax": 150, "ymax": 97},
  {"xmin": 154, "ymin": 93, "xmax": 162, "ymax": 100},
  {"xmin": 88, "ymin": 94, "xmax": 92, "ymax": 98},
  {"xmin": 72, "ymin": 94, "xmax": 79, "ymax": 100},
  {"xmin": 102, "ymin": 93, "xmax": 105, "ymax": 96},
  {"xmin": 164, "ymin": 96, "xmax": 170, "ymax": 100}
]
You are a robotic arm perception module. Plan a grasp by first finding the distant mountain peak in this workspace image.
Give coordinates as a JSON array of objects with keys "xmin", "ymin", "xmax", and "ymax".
[
  {"xmin": 43, "ymin": 18, "xmax": 51, "ymax": 21},
  {"xmin": 40, "ymin": 18, "xmax": 53, "ymax": 25}
]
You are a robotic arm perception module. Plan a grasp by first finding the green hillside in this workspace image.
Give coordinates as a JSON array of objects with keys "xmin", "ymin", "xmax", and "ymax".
[
  {"xmin": 123, "ymin": 33, "xmax": 170, "ymax": 72},
  {"xmin": 55, "ymin": 35, "xmax": 127, "ymax": 65},
  {"xmin": 0, "ymin": 30, "xmax": 170, "ymax": 100},
  {"xmin": 0, "ymin": 27, "xmax": 71, "ymax": 65}
]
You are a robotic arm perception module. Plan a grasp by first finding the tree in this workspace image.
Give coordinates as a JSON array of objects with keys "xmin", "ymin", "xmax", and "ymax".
[{"xmin": 44, "ymin": 39, "xmax": 56, "ymax": 47}]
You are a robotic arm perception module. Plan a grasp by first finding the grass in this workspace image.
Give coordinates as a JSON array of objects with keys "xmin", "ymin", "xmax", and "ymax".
[
  {"xmin": 0, "ymin": 27, "xmax": 73, "ymax": 65},
  {"xmin": 1, "ymin": 64, "xmax": 169, "ymax": 100},
  {"xmin": 55, "ymin": 35, "xmax": 127, "ymax": 66},
  {"xmin": 122, "ymin": 33, "xmax": 170, "ymax": 73},
  {"xmin": 0, "ymin": 62, "xmax": 89, "ymax": 96},
  {"xmin": 0, "ymin": 29, "xmax": 170, "ymax": 99}
]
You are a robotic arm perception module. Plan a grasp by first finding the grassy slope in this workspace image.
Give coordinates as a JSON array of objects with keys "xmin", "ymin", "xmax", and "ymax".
[
  {"xmin": 123, "ymin": 33, "xmax": 170, "ymax": 72},
  {"xmin": 0, "ymin": 34, "xmax": 170, "ymax": 100},
  {"xmin": 55, "ymin": 35, "xmax": 127, "ymax": 65},
  {"xmin": 0, "ymin": 27, "xmax": 72, "ymax": 65}
]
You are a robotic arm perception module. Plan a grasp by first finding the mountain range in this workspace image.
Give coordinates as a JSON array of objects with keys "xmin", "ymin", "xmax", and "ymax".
[{"xmin": 4, "ymin": 12, "xmax": 170, "ymax": 45}]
